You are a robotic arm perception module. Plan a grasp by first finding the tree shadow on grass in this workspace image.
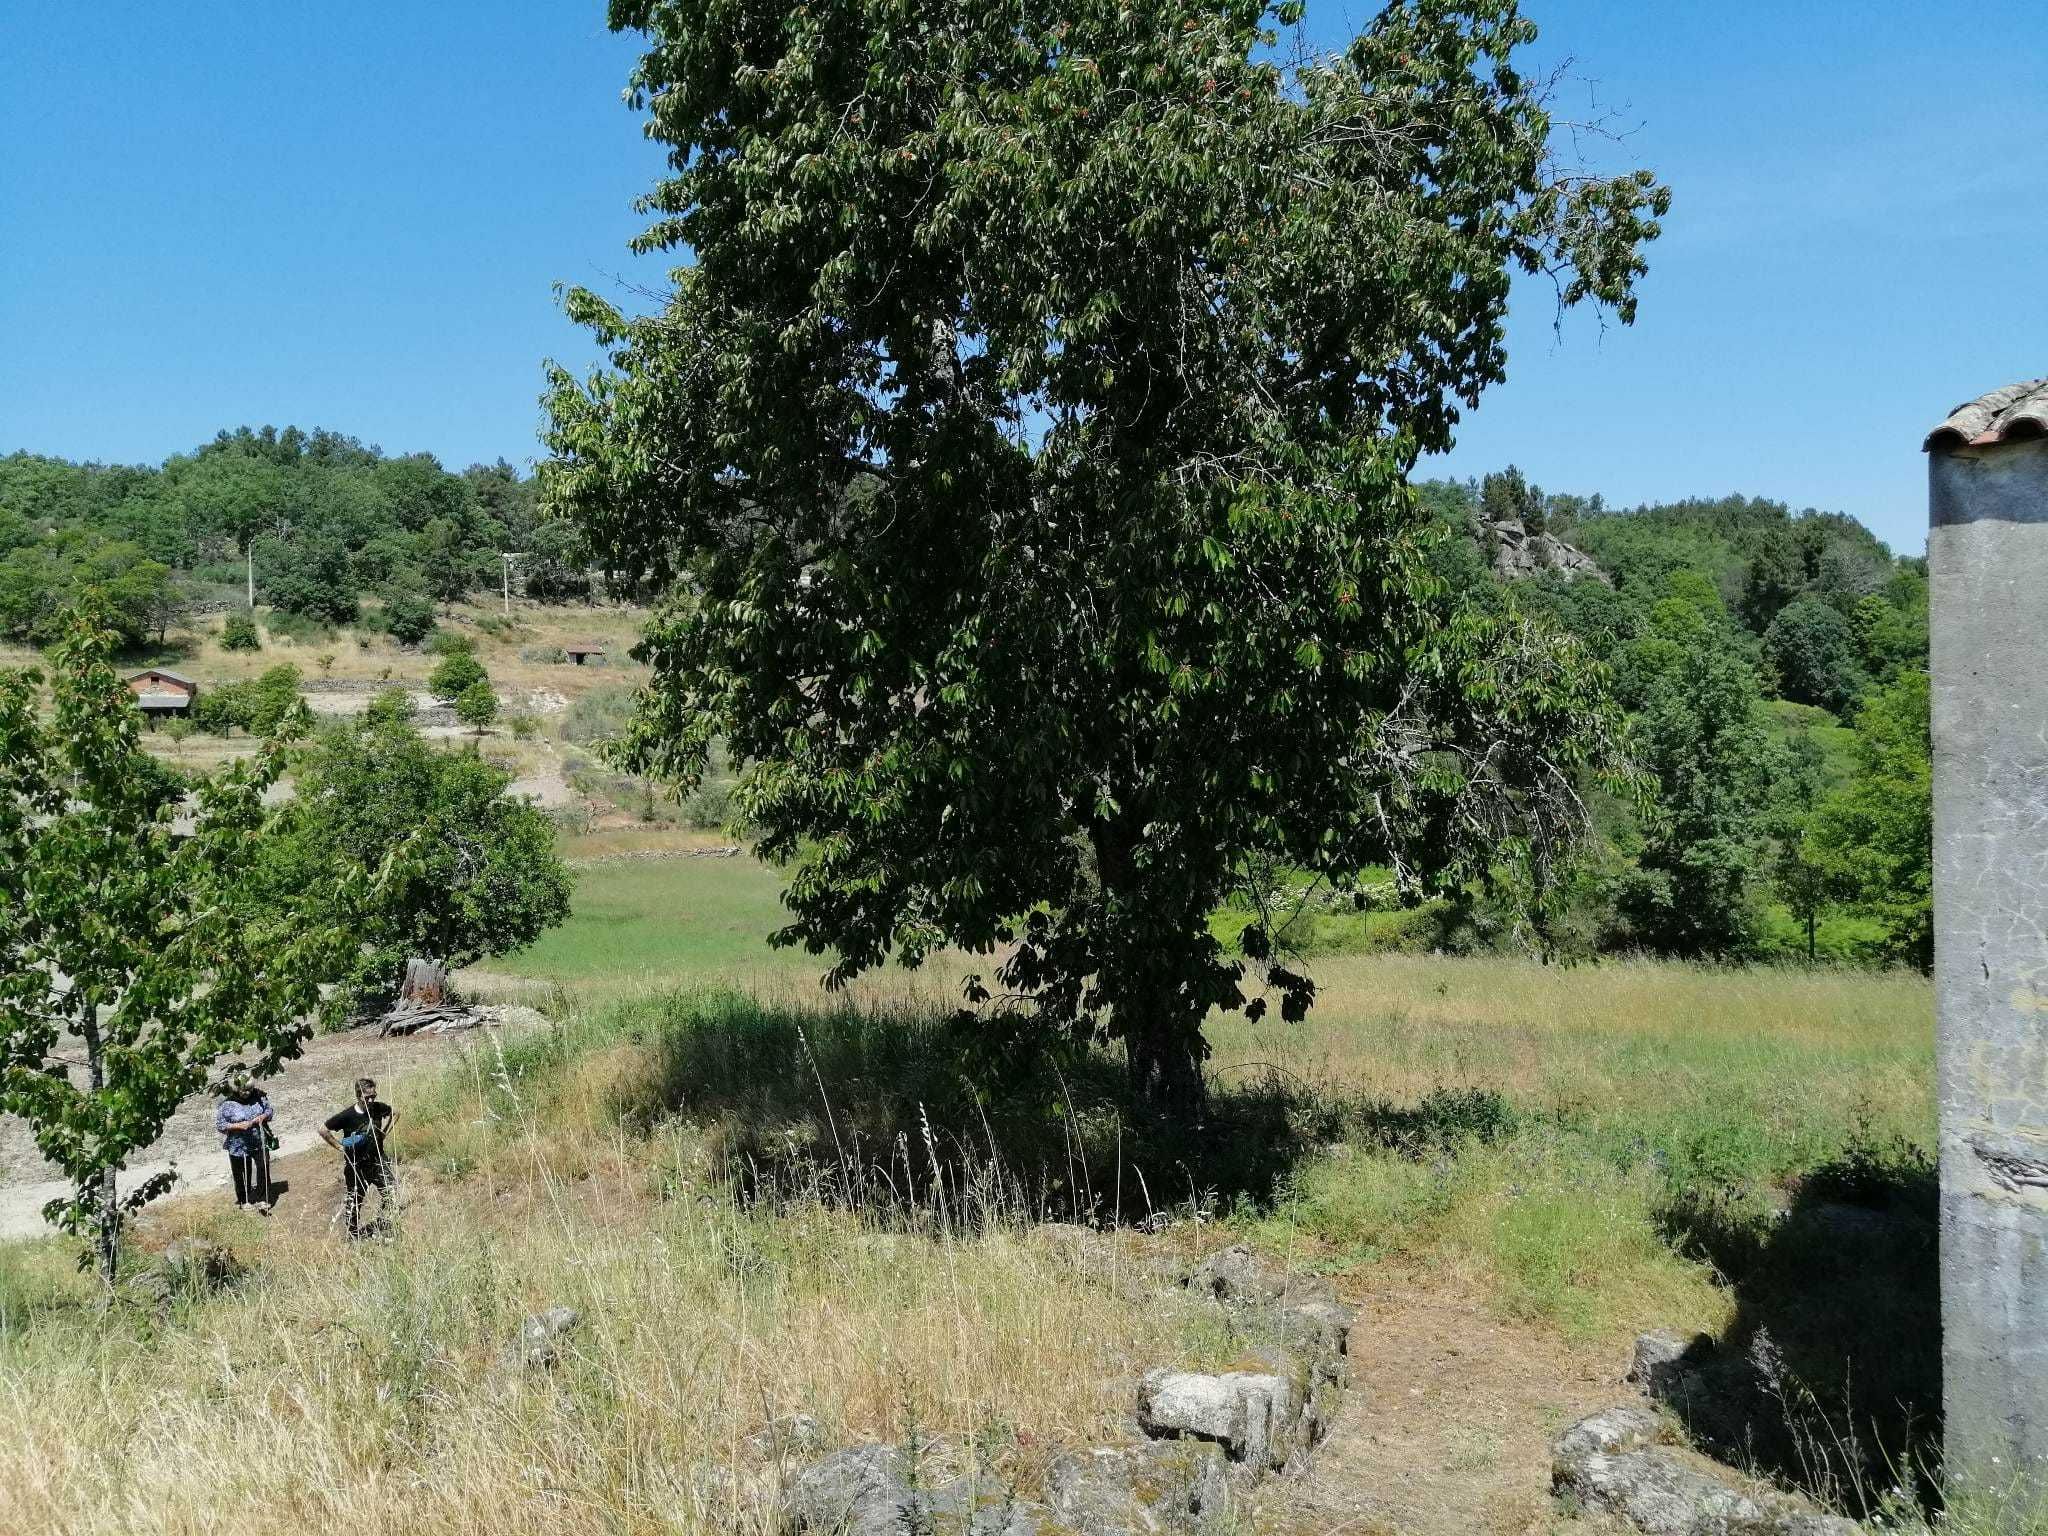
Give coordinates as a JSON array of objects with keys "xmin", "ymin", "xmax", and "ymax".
[
  {"xmin": 610, "ymin": 993, "xmax": 1513, "ymax": 1229},
  {"xmin": 1655, "ymin": 1136, "xmax": 1940, "ymax": 1517}
]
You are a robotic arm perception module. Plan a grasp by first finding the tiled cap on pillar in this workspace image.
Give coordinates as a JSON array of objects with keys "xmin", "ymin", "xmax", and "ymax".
[
  {"xmin": 1924, "ymin": 372, "xmax": 2048, "ymax": 1499},
  {"xmin": 1924, "ymin": 378, "xmax": 2048, "ymax": 451}
]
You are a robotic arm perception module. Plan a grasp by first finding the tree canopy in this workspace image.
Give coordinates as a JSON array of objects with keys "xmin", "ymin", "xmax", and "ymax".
[
  {"xmin": 544, "ymin": 0, "xmax": 1669, "ymax": 1106},
  {"xmin": 267, "ymin": 714, "xmax": 572, "ymax": 1008}
]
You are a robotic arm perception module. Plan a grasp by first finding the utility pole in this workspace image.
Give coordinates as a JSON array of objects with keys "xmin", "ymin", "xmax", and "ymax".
[{"xmin": 501, "ymin": 552, "xmax": 528, "ymax": 618}]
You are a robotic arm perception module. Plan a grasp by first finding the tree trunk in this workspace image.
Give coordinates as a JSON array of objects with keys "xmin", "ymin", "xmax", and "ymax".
[
  {"xmin": 93, "ymin": 1167, "xmax": 118, "ymax": 1288},
  {"xmin": 1125, "ymin": 1017, "xmax": 1208, "ymax": 1123},
  {"xmin": 400, "ymin": 957, "xmax": 449, "ymax": 1005},
  {"xmin": 79, "ymin": 1004, "xmax": 120, "ymax": 1286}
]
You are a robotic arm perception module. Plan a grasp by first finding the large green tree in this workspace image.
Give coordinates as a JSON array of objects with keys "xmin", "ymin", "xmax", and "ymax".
[
  {"xmin": 1611, "ymin": 579, "xmax": 1779, "ymax": 957},
  {"xmin": 544, "ymin": 0, "xmax": 1667, "ymax": 1107},
  {"xmin": 1810, "ymin": 670, "xmax": 1933, "ymax": 970},
  {"xmin": 0, "ymin": 610, "xmax": 363, "ymax": 1280},
  {"xmin": 271, "ymin": 716, "xmax": 571, "ymax": 1007}
]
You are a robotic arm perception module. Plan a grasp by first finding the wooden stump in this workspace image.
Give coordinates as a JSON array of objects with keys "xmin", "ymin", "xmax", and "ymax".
[{"xmin": 399, "ymin": 958, "xmax": 448, "ymax": 1006}]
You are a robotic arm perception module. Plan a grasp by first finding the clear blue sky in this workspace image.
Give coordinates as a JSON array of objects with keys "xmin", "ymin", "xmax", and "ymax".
[{"xmin": 3, "ymin": 2, "xmax": 2043, "ymax": 555}]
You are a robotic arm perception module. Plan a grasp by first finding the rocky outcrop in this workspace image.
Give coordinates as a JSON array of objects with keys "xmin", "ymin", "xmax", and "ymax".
[
  {"xmin": 1476, "ymin": 514, "xmax": 1609, "ymax": 584},
  {"xmin": 1138, "ymin": 1365, "xmax": 1303, "ymax": 1472}
]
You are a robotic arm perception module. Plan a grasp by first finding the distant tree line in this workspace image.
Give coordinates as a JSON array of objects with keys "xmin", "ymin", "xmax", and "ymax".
[
  {"xmin": 1420, "ymin": 478, "xmax": 1931, "ymax": 968},
  {"xmin": 0, "ymin": 425, "xmax": 612, "ymax": 646}
]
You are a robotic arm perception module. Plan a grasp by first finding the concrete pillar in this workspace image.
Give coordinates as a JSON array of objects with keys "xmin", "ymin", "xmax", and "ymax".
[{"xmin": 1927, "ymin": 379, "xmax": 2048, "ymax": 1496}]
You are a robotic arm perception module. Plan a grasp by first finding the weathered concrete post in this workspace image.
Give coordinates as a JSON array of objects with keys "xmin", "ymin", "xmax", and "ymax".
[{"xmin": 1926, "ymin": 378, "xmax": 2048, "ymax": 1496}]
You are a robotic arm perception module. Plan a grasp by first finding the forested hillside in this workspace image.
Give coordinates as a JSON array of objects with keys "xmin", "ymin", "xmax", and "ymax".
[
  {"xmin": 0, "ymin": 427, "xmax": 599, "ymax": 647},
  {"xmin": 1, "ymin": 429, "xmax": 1931, "ymax": 969},
  {"xmin": 1413, "ymin": 472, "xmax": 1929, "ymax": 967}
]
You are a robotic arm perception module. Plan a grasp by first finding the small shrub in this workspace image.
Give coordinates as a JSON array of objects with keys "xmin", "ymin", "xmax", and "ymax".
[
  {"xmin": 220, "ymin": 613, "xmax": 260, "ymax": 652},
  {"xmin": 508, "ymin": 714, "xmax": 540, "ymax": 742},
  {"xmin": 520, "ymin": 645, "xmax": 570, "ymax": 665},
  {"xmin": 260, "ymin": 607, "xmax": 335, "ymax": 646},
  {"xmin": 428, "ymin": 651, "xmax": 487, "ymax": 704},
  {"xmin": 382, "ymin": 589, "xmax": 437, "ymax": 646},
  {"xmin": 426, "ymin": 629, "xmax": 475, "ymax": 657},
  {"xmin": 365, "ymin": 687, "xmax": 417, "ymax": 727}
]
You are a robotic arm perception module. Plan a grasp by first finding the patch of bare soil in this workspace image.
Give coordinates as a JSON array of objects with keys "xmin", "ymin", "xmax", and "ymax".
[
  {"xmin": 0, "ymin": 1008, "xmax": 548, "ymax": 1241},
  {"xmin": 1254, "ymin": 1274, "xmax": 1630, "ymax": 1536}
]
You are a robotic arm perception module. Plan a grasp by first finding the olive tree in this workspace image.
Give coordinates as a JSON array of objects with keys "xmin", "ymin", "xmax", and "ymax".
[
  {"xmin": 0, "ymin": 609, "xmax": 364, "ymax": 1281},
  {"xmin": 544, "ymin": 0, "xmax": 1667, "ymax": 1111}
]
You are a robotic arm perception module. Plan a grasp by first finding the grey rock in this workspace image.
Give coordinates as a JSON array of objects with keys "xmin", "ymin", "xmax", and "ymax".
[
  {"xmin": 1558, "ymin": 1444, "xmax": 1770, "ymax": 1535},
  {"xmin": 500, "ymin": 1304, "xmax": 582, "ymax": 1371},
  {"xmin": 1555, "ymin": 1403, "xmax": 1662, "ymax": 1465},
  {"xmin": 924, "ymin": 1478, "xmax": 1052, "ymax": 1535},
  {"xmin": 126, "ymin": 1238, "xmax": 240, "ymax": 1311},
  {"xmin": 1189, "ymin": 1245, "xmax": 1288, "ymax": 1307},
  {"xmin": 784, "ymin": 1444, "xmax": 921, "ymax": 1536},
  {"xmin": 1479, "ymin": 517, "xmax": 1610, "ymax": 584},
  {"xmin": 1276, "ymin": 1296, "xmax": 1357, "ymax": 1382},
  {"xmin": 784, "ymin": 1445, "xmax": 1055, "ymax": 1535},
  {"xmin": 1138, "ymin": 1366, "xmax": 1303, "ymax": 1471},
  {"xmin": 1630, "ymin": 1331, "xmax": 1710, "ymax": 1394},
  {"xmin": 1552, "ymin": 1406, "xmax": 1860, "ymax": 1536},
  {"xmin": 1046, "ymin": 1441, "xmax": 1229, "ymax": 1534}
]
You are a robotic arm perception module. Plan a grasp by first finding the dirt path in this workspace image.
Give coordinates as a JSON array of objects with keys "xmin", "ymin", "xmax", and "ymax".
[
  {"xmin": 1255, "ymin": 1277, "xmax": 1629, "ymax": 1536},
  {"xmin": 0, "ymin": 1009, "xmax": 547, "ymax": 1241}
]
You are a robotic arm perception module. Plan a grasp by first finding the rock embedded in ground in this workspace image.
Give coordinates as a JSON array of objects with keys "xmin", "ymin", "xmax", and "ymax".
[
  {"xmin": 1045, "ymin": 1440, "xmax": 1229, "ymax": 1534},
  {"xmin": 1190, "ymin": 1244, "xmax": 1290, "ymax": 1307},
  {"xmin": 1138, "ymin": 1365, "xmax": 1304, "ymax": 1472},
  {"xmin": 783, "ymin": 1444, "xmax": 924, "ymax": 1535},
  {"xmin": 125, "ymin": 1237, "xmax": 241, "ymax": 1311},
  {"xmin": 783, "ymin": 1444, "xmax": 1056, "ymax": 1535},
  {"xmin": 500, "ymin": 1304, "xmax": 582, "ymax": 1371},
  {"xmin": 1551, "ymin": 1405, "xmax": 1861, "ymax": 1536},
  {"xmin": 1629, "ymin": 1330, "xmax": 1709, "ymax": 1394}
]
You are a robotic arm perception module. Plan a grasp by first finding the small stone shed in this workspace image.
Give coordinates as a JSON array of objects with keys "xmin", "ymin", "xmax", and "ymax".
[
  {"xmin": 125, "ymin": 668, "xmax": 199, "ymax": 726},
  {"xmin": 564, "ymin": 642, "xmax": 606, "ymax": 666}
]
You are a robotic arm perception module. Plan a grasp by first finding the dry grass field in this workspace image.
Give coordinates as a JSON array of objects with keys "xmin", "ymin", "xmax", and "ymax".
[{"xmin": 0, "ymin": 845, "xmax": 1994, "ymax": 1535}]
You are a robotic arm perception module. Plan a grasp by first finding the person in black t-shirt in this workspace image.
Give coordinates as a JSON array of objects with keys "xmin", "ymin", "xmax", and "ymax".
[{"xmin": 321, "ymin": 1076, "xmax": 396, "ymax": 1238}]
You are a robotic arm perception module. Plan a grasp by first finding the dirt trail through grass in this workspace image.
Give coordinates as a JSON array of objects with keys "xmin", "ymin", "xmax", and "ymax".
[{"xmin": 1252, "ymin": 1275, "xmax": 1619, "ymax": 1536}]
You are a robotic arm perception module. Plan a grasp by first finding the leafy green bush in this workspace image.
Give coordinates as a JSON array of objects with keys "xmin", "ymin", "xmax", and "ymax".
[
  {"xmin": 381, "ymin": 588, "xmax": 436, "ymax": 646},
  {"xmin": 220, "ymin": 612, "xmax": 260, "ymax": 652},
  {"xmin": 427, "ymin": 651, "xmax": 487, "ymax": 704}
]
